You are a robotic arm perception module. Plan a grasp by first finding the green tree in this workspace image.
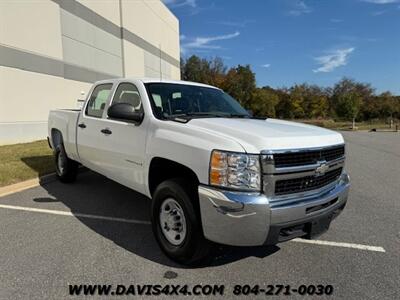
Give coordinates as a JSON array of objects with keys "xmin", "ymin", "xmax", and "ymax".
[
  {"xmin": 284, "ymin": 84, "xmax": 329, "ymax": 119},
  {"xmin": 360, "ymin": 96, "xmax": 380, "ymax": 120},
  {"xmin": 332, "ymin": 77, "xmax": 374, "ymax": 121},
  {"xmin": 331, "ymin": 77, "xmax": 377, "ymax": 128},
  {"xmin": 181, "ymin": 55, "xmax": 210, "ymax": 83},
  {"xmin": 379, "ymin": 92, "xmax": 396, "ymax": 117},
  {"xmin": 395, "ymin": 96, "xmax": 400, "ymax": 119},
  {"xmin": 207, "ymin": 57, "xmax": 226, "ymax": 88},
  {"xmin": 275, "ymin": 88, "xmax": 294, "ymax": 119},
  {"xmin": 222, "ymin": 65, "xmax": 256, "ymax": 107},
  {"xmin": 379, "ymin": 92, "xmax": 398, "ymax": 127},
  {"xmin": 304, "ymin": 85, "xmax": 329, "ymax": 119},
  {"xmin": 249, "ymin": 87, "xmax": 279, "ymax": 117},
  {"xmin": 288, "ymin": 85, "xmax": 307, "ymax": 118},
  {"xmin": 336, "ymin": 93, "xmax": 362, "ymax": 128}
]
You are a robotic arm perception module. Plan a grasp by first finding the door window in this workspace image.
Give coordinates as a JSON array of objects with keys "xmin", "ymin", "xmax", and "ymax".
[
  {"xmin": 111, "ymin": 83, "xmax": 142, "ymax": 112},
  {"xmin": 85, "ymin": 84, "xmax": 113, "ymax": 118}
]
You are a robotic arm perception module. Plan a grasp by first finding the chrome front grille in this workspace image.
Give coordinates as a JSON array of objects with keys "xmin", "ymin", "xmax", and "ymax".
[
  {"xmin": 275, "ymin": 167, "xmax": 343, "ymax": 195},
  {"xmin": 273, "ymin": 145, "xmax": 345, "ymax": 168},
  {"xmin": 261, "ymin": 144, "xmax": 345, "ymax": 200}
]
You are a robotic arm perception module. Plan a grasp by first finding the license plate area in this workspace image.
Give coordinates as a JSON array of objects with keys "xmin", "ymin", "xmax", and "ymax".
[{"xmin": 305, "ymin": 213, "xmax": 333, "ymax": 239}]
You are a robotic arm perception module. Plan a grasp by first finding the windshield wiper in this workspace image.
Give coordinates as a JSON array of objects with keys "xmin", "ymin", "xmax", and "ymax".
[
  {"xmin": 185, "ymin": 112, "xmax": 230, "ymax": 117},
  {"xmin": 181, "ymin": 112, "xmax": 251, "ymax": 118},
  {"xmin": 163, "ymin": 112, "xmax": 250, "ymax": 122},
  {"xmin": 226, "ymin": 113, "xmax": 250, "ymax": 118},
  {"xmin": 165, "ymin": 112, "xmax": 229, "ymax": 119}
]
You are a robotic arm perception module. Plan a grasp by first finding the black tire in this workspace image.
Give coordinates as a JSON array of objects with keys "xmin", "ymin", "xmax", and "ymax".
[
  {"xmin": 151, "ymin": 178, "xmax": 211, "ymax": 265},
  {"xmin": 54, "ymin": 144, "xmax": 78, "ymax": 183}
]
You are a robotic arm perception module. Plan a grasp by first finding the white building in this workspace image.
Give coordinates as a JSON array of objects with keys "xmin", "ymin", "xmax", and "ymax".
[{"xmin": 0, "ymin": 0, "xmax": 180, "ymax": 144}]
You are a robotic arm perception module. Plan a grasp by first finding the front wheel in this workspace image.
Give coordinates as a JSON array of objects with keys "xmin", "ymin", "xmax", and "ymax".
[
  {"xmin": 54, "ymin": 144, "xmax": 78, "ymax": 183},
  {"xmin": 151, "ymin": 178, "xmax": 211, "ymax": 265}
]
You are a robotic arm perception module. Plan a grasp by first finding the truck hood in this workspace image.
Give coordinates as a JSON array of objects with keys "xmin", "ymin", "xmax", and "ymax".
[{"xmin": 187, "ymin": 118, "xmax": 344, "ymax": 153}]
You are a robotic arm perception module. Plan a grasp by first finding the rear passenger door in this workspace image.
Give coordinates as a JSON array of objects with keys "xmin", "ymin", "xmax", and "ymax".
[
  {"xmin": 99, "ymin": 82, "xmax": 149, "ymax": 194},
  {"xmin": 77, "ymin": 83, "xmax": 113, "ymax": 174}
]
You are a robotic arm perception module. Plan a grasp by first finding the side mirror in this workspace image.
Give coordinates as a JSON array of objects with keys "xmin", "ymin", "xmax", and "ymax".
[{"xmin": 107, "ymin": 103, "xmax": 144, "ymax": 124}]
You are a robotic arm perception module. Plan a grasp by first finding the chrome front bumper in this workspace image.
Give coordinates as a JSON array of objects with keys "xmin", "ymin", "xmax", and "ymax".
[{"xmin": 198, "ymin": 173, "xmax": 350, "ymax": 246}]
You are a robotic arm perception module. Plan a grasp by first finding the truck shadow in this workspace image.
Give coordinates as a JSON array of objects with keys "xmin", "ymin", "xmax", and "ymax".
[
  {"xmin": 20, "ymin": 155, "xmax": 55, "ymax": 176},
  {"xmin": 33, "ymin": 171, "xmax": 280, "ymax": 268}
]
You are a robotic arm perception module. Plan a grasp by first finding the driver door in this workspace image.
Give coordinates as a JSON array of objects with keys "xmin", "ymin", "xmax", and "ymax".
[{"xmin": 98, "ymin": 82, "xmax": 148, "ymax": 194}]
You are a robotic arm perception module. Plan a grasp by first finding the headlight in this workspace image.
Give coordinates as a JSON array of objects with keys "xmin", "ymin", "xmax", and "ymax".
[{"xmin": 209, "ymin": 150, "xmax": 261, "ymax": 191}]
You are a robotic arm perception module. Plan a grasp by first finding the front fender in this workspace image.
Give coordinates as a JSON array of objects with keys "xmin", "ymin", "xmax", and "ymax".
[{"xmin": 143, "ymin": 120, "xmax": 245, "ymax": 196}]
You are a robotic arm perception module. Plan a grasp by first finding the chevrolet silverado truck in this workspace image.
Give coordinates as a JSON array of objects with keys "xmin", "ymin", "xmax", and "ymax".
[{"xmin": 48, "ymin": 78, "xmax": 350, "ymax": 265}]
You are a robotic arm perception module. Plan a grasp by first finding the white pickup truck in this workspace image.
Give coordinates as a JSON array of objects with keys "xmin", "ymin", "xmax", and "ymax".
[{"xmin": 48, "ymin": 78, "xmax": 350, "ymax": 265}]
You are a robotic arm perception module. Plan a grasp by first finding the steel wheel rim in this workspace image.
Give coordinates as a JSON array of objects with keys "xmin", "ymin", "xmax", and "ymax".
[{"xmin": 159, "ymin": 198, "xmax": 187, "ymax": 246}]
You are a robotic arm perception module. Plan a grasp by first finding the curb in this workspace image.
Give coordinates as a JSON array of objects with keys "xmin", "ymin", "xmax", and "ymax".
[
  {"xmin": 0, "ymin": 173, "xmax": 57, "ymax": 198},
  {"xmin": 0, "ymin": 167, "xmax": 88, "ymax": 198}
]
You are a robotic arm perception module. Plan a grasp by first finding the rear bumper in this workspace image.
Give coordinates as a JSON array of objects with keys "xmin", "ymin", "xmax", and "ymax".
[{"xmin": 198, "ymin": 173, "xmax": 350, "ymax": 246}]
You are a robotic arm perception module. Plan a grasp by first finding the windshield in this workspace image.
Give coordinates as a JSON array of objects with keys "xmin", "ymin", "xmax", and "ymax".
[{"xmin": 145, "ymin": 83, "xmax": 249, "ymax": 119}]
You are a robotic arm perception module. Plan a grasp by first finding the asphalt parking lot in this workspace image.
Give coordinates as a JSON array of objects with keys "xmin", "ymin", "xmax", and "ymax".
[{"xmin": 0, "ymin": 131, "xmax": 399, "ymax": 299}]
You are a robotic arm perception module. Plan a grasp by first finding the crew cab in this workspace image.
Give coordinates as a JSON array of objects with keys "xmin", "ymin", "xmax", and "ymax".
[{"xmin": 48, "ymin": 78, "xmax": 350, "ymax": 265}]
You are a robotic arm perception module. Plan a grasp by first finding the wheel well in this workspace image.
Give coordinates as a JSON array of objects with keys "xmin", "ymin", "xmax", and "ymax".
[
  {"xmin": 148, "ymin": 157, "xmax": 199, "ymax": 196},
  {"xmin": 51, "ymin": 129, "xmax": 63, "ymax": 148}
]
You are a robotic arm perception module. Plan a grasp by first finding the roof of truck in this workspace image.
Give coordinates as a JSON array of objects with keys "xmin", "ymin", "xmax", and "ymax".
[{"xmin": 95, "ymin": 78, "xmax": 220, "ymax": 90}]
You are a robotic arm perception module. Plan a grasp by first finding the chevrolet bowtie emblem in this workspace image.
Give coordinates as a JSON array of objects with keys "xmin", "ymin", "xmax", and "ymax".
[{"xmin": 315, "ymin": 161, "xmax": 329, "ymax": 176}]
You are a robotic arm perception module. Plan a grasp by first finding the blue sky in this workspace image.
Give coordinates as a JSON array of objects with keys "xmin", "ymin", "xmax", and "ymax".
[{"xmin": 162, "ymin": 0, "xmax": 400, "ymax": 94}]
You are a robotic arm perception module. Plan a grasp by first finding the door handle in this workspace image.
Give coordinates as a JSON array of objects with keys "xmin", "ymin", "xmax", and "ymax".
[
  {"xmin": 101, "ymin": 128, "xmax": 112, "ymax": 135},
  {"xmin": 78, "ymin": 123, "xmax": 86, "ymax": 129}
]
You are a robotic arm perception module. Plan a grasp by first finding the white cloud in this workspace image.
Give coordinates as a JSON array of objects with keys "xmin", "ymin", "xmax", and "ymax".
[
  {"xmin": 330, "ymin": 18, "xmax": 343, "ymax": 23},
  {"xmin": 181, "ymin": 31, "xmax": 240, "ymax": 54},
  {"xmin": 261, "ymin": 64, "xmax": 271, "ymax": 68},
  {"xmin": 371, "ymin": 10, "xmax": 386, "ymax": 15},
  {"xmin": 288, "ymin": 1, "xmax": 312, "ymax": 16},
  {"xmin": 208, "ymin": 20, "xmax": 255, "ymax": 28},
  {"xmin": 162, "ymin": 0, "xmax": 196, "ymax": 8},
  {"xmin": 313, "ymin": 47, "xmax": 355, "ymax": 73},
  {"xmin": 361, "ymin": 0, "xmax": 399, "ymax": 3},
  {"xmin": 164, "ymin": 0, "xmax": 216, "ymax": 16}
]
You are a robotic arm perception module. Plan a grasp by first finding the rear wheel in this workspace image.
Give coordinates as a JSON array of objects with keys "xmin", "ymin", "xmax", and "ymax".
[
  {"xmin": 54, "ymin": 144, "xmax": 78, "ymax": 183},
  {"xmin": 151, "ymin": 178, "xmax": 211, "ymax": 265}
]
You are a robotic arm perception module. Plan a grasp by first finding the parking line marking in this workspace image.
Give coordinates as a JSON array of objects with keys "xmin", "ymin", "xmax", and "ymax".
[
  {"xmin": 291, "ymin": 238, "xmax": 386, "ymax": 252},
  {"xmin": 0, "ymin": 204, "xmax": 151, "ymax": 225}
]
